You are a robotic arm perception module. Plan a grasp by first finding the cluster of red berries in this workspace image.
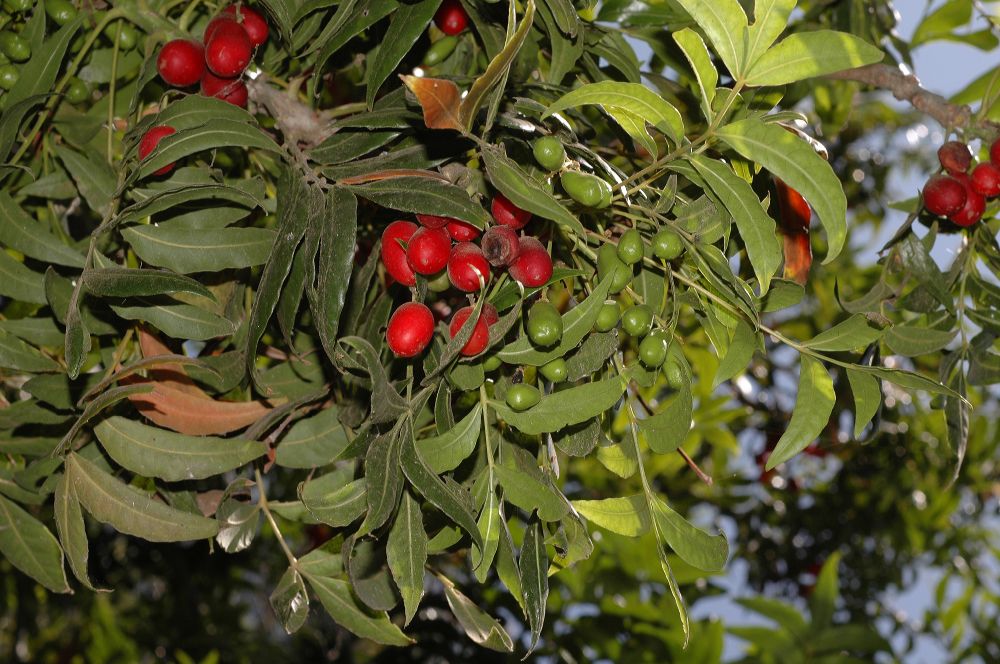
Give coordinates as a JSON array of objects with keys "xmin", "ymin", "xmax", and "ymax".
[
  {"xmin": 383, "ymin": 194, "xmax": 554, "ymax": 358},
  {"xmin": 922, "ymin": 138, "xmax": 1000, "ymax": 226},
  {"xmin": 155, "ymin": 4, "xmax": 269, "ymax": 109},
  {"xmin": 434, "ymin": 0, "xmax": 468, "ymax": 36}
]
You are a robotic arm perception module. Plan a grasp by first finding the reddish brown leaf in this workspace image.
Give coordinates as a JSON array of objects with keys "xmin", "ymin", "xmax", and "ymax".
[
  {"xmin": 401, "ymin": 75, "xmax": 463, "ymax": 131},
  {"xmin": 138, "ymin": 327, "xmax": 206, "ymax": 397},
  {"xmin": 774, "ymin": 178, "xmax": 812, "ymax": 285},
  {"xmin": 338, "ymin": 169, "xmax": 450, "ymax": 186}
]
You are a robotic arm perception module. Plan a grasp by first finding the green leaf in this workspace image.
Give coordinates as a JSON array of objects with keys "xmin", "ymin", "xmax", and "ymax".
[
  {"xmin": 543, "ymin": 81, "xmax": 684, "ymax": 147},
  {"xmin": 0, "ymin": 317, "xmax": 65, "ymax": 347},
  {"xmin": 847, "ymin": 368, "xmax": 880, "ymax": 439},
  {"xmin": 53, "ymin": 145, "xmax": 116, "ymax": 216},
  {"xmin": 0, "ymin": 192, "xmax": 85, "ymax": 267},
  {"xmin": 150, "ymin": 93, "xmax": 260, "ymax": 129},
  {"xmin": 0, "ymin": 329, "xmax": 61, "ymax": 373},
  {"xmin": 307, "ymin": 187, "xmax": 358, "ymax": 367},
  {"xmin": 442, "ymin": 581, "xmax": 515, "ymax": 652},
  {"xmin": 736, "ymin": 596, "xmax": 808, "ymax": 636},
  {"xmin": 472, "ymin": 487, "xmax": 500, "ymax": 581},
  {"xmin": 93, "ymin": 416, "xmax": 268, "ymax": 482},
  {"xmin": 884, "ymin": 324, "xmax": 956, "ymax": 356},
  {"xmin": 862, "ymin": 366, "xmax": 959, "ymax": 398},
  {"xmin": 121, "ymin": 226, "xmax": 275, "ymax": 274},
  {"xmin": 912, "ymin": 0, "xmax": 973, "ymax": 46},
  {"xmin": 744, "ymin": 30, "xmax": 883, "ymax": 87},
  {"xmin": 766, "ymin": 355, "xmax": 835, "ymax": 469},
  {"xmin": 690, "ymin": 154, "xmax": 780, "ymax": 292},
  {"xmin": 716, "ymin": 118, "xmax": 847, "ymax": 262},
  {"xmin": 0, "ymin": 493, "xmax": 70, "ymax": 593},
  {"xmin": 481, "ymin": 147, "xmax": 584, "ymax": 236},
  {"xmin": 301, "ymin": 476, "xmax": 368, "ymax": 528},
  {"xmin": 348, "ymin": 176, "xmax": 491, "ymax": 229},
  {"xmin": 215, "ymin": 492, "xmax": 260, "ymax": 553},
  {"xmin": 639, "ymin": 376, "xmax": 693, "ymax": 455},
  {"xmin": 110, "ymin": 297, "xmax": 237, "ymax": 341},
  {"xmin": 275, "ymin": 406, "xmax": 351, "ymax": 469},
  {"xmin": 137, "ymin": 119, "xmax": 281, "ymax": 178},
  {"xmin": 809, "ymin": 550, "xmax": 841, "ymax": 628},
  {"xmin": 744, "ymin": 0, "xmax": 795, "ymax": 66},
  {"xmin": 270, "ymin": 567, "xmax": 310, "ymax": 634},
  {"xmin": 54, "ymin": 474, "xmax": 102, "ymax": 591},
  {"xmin": 812, "ymin": 624, "xmax": 890, "ymax": 654},
  {"xmin": 415, "ymin": 403, "xmax": 482, "ymax": 474},
  {"xmin": 498, "ymin": 275, "xmax": 614, "ymax": 365},
  {"xmin": 357, "ymin": 428, "xmax": 405, "ymax": 537},
  {"xmin": 338, "ymin": 336, "xmax": 409, "ymax": 423},
  {"xmin": 803, "ymin": 315, "xmax": 883, "ymax": 352},
  {"xmin": 387, "ymin": 491, "xmax": 428, "ymax": 625},
  {"xmin": 492, "ymin": 378, "xmax": 626, "ymax": 436},
  {"xmin": 519, "ymin": 520, "xmax": 549, "ymax": 654},
  {"xmin": 83, "ymin": 267, "xmax": 214, "ymax": 300},
  {"xmin": 367, "ymin": 0, "xmax": 442, "ymax": 108},
  {"xmin": 672, "ymin": 0, "xmax": 747, "ymax": 77},
  {"xmin": 715, "ymin": 320, "xmax": 758, "ymax": 386},
  {"xmin": 303, "ymin": 574, "xmax": 413, "ymax": 646},
  {"xmin": 66, "ymin": 452, "xmax": 219, "ymax": 542},
  {"xmin": 309, "ymin": 130, "xmax": 400, "ymax": 164},
  {"xmin": 673, "ymin": 28, "xmax": 718, "ymax": 120},
  {"xmin": 761, "ymin": 278, "xmax": 804, "ymax": 312},
  {"xmin": 572, "ymin": 494, "xmax": 650, "ymax": 537},
  {"xmin": 0, "ymin": 250, "xmax": 47, "ymax": 304},
  {"xmin": 493, "ymin": 446, "xmax": 569, "ymax": 522},
  {"xmin": 650, "ymin": 495, "xmax": 728, "ymax": 572},
  {"xmin": 117, "ymin": 181, "xmax": 264, "ymax": 226}
]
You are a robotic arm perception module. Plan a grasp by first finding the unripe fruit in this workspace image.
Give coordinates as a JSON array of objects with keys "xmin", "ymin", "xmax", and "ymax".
[
  {"xmin": 652, "ymin": 228, "xmax": 684, "ymax": 260},
  {"xmin": 157, "ymin": 39, "xmax": 205, "ymax": 87},
  {"xmin": 594, "ymin": 301, "xmax": 620, "ymax": 332},
  {"xmin": 937, "ymin": 140, "xmax": 971, "ymax": 175},
  {"xmin": 923, "ymin": 174, "xmax": 966, "ymax": 217},
  {"xmin": 527, "ymin": 301, "xmax": 563, "ymax": 347},
  {"xmin": 449, "ymin": 304, "xmax": 497, "ymax": 356},
  {"xmin": 386, "ymin": 302, "xmax": 435, "ymax": 357},
  {"xmin": 561, "ymin": 171, "xmax": 612, "ymax": 208},
  {"xmin": 107, "ymin": 23, "xmax": 139, "ymax": 51},
  {"xmin": 508, "ymin": 236, "xmax": 553, "ymax": 287},
  {"xmin": 991, "ymin": 137, "xmax": 1000, "ymax": 168},
  {"xmin": 533, "ymin": 136, "xmax": 565, "ymax": 171},
  {"xmin": 482, "ymin": 354, "xmax": 502, "ymax": 372},
  {"xmin": 663, "ymin": 355, "xmax": 685, "ymax": 390},
  {"xmin": 423, "ymin": 35, "xmax": 457, "ymax": 67},
  {"xmin": 65, "ymin": 77, "xmax": 89, "ymax": 105},
  {"xmin": 446, "ymin": 219, "xmax": 480, "ymax": 241},
  {"xmin": 0, "ymin": 63, "xmax": 19, "ymax": 91},
  {"xmin": 0, "ymin": 32, "xmax": 30, "ymax": 62},
  {"xmin": 406, "ymin": 226, "xmax": 451, "ymax": 275},
  {"xmin": 481, "ymin": 225, "xmax": 520, "ymax": 267},
  {"xmin": 621, "ymin": 304, "xmax": 653, "ymax": 337},
  {"xmin": 448, "ymin": 242, "xmax": 491, "ymax": 291},
  {"xmin": 46, "ymin": 0, "xmax": 77, "ymax": 26},
  {"xmin": 427, "ymin": 268, "xmax": 450, "ymax": 292},
  {"xmin": 617, "ymin": 229, "xmax": 644, "ymax": 265},
  {"xmin": 971, "ymin": 162, "xmax": 1000, "ymax": 198},
  {"xmin": 206, "ymin": 19, "xmax": 252, "ymax": 77},
  {"xmin": 222, "ymin": 5, "xmax": 270, "ymax": 47},
  {"xmin": 596, "ymin": 243, "xmax": 632, "ymax": 293},
  {"xmin": 381, "ymin": 220, "xmax": 418, "ymax": 286},
  {"xmin": 2, "ymin": 0, "xmax": 31, "ymax": 12},
  {"xmin": 434, "ymin": 0, "xmax": 468, "ymax": 36},
  {"xmin": 201, "ymin": 71, "xmax": 248, "ymax": 107},
  {"xmin": 505, "ymin": 384, "xmax": 540, "ymax": 411},
  {"xmin": 639, "ymin": 330, "xmax": 669, "ymax": 368},
  {"xmin": 492, "ymin": 193, "xmax": 532, "ymax": 230},
  {"xmin": 139, "ymin": 125, "xmax": 178, "ymax": 176},
  {"xmin": 949, "ymin": 179, "xmax": 985, "ymax": 227},
  {"xmin": 417, "ymin": 213, "xmax": 451, "ymax": 229},
  {"xmin": 539, "ymin": 358, "xmax": 568, "ymax": 383}
]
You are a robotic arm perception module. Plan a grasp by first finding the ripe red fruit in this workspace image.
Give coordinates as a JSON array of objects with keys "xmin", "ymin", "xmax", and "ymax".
[
  {"xmin": 434, "ymin": 0, "xmax": 468, "ymax": 36},
  {"xmin": 200, "ymin": 71, "xmax": 248, "ymax": 107},
  {"xmin": 205, "ymin": 19, "xmax": 252, "ymax": 77},
  {"xmin": 156, "ymin": 39, "xmax": 205, "ymax": 87},
  {"xmin": 937, "ymin": 140, "xmax": 972, "ymax": 175},
  {"xmin": 991, "ymin": 137, "xmax": 1000, "ymax": 167},
  {"xmin": 138, "ymin": 125, "xmax": 178, "ymax": 176},
  {"xmin": 481, "ymin": 225, "xmax": 520, "ymax": 267},
  {"xmin": 381, "ymin": 220, "xmax": 418, "ymax": 286},
  {"xmin": 448, "ymin": 242, "xmax": 491, "ymax": 291},
  {"xmin": 508, "ymin": 236, "xmax": 553, "ymax": 287},
  {"xmin": 971, "ymin": 162, "xmax": 1000, "ymax": 197},
  {"xmin": 387, "ymin": 302, "xmax": 435, "ymax": 357},
  {"xmin": 416, "ymin": 213, "xmax": 450, "ymax": 229},
  {"xmin": 949, "ymin": 178, "xmax": 985, "ymax": 227},
  {"xmin": 449, "ymin": 303, "xmax": 498, "ymax": 356},
  {"xmin": 221, "ymin": 5, "xmax": 269, "ymax": 47},
  {"xmin": 406, "ymin": 226, "xmax": 451, "ymax": 275},
  {"xmin": 446, "ymin": 219, "xmax": 480, "ymax": 241},
  {"xmin": 923, "ymin": 174, "xmax": 966, "ymax": 216},
  {"xmin": 204, "ymin": 16, "xmax": 232, "ymax": 42},
  {"xmin": 492, "ymin": 193, "xmax": 532, "ymax": 230}
]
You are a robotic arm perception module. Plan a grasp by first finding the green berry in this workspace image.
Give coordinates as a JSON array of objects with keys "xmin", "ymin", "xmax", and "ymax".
[
  {"xmin": 639, "ymin": 330, "xmax": 669, "ymax": 368},
  {"xmin": 652, "ymin": 228, "xmax": 684, "ymax": 260},
  {"xmin": 0, "ymin": 63, "xmax": 18, "ymax": 90},
  {"xmin": 539, "ymin": 358, "xmax": 568, "ymax": 383},
  {"xmin": 617, "ymin": 229, "xmax": 644, "ymax": 265},
  {"xmin": 663, "ymin": 348, "xmax": 685, "ymax": 389},
  {"xmin": 561, "ymin": 170, "xmax": 613, "ymax": 208},
  {"xmin": 594, "ymin": 301, "xmax": 620, "ymax": 332},
  {"xmin": 2, "ymin": 0, "xmax": 32, "ymax": 13},
  {"xmin": 506, "ymin": 384, "xmax": 541, "ymax": 411},
  {"xmin": 533, "ymin": 135, "xmax": 565, "ymax": 171},
  {"xmin": 0, "ymin": 32, "xmax": 30, "ymax": 62},
  {"xmin": 46, "ymin": 0, "xmax": 77, "ymax": 26},
  {"xmin": 482, "ymin": 354, "xmax": 502, "ymax": 372},
  {"xmin": 527, "ymin": 300, "xmax": 563, "ymax": 348},
  {"xmin": 426, "ymin": 268, "xmax": 451, "ymax": 292},
  {"xmin": 597, "ymin": 243, "xmax": 633, "ymax": 293},
  {"xmin": 621, "ymin": 304, "xmax": 653, "ymax": 337},
  {"xmin": 423, "ymin": 35, "xmax": 458, "ymax": 66},
  {"xmin": 64, "ymin": 77, "xmax": 89, "ymax": 105}
]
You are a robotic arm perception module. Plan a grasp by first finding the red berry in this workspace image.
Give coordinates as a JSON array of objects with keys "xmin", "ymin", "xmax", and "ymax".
[
  {"xmin": 406, "ymin": 226, "xmax": 451, "ymax": 275},
  {"xmin": 204, "ymin": 16, "xmax": 232, "ymax": 42},
  {"xmin": 508, "ymin": 236, "xmax": 553, "ymax": 287},
  {"xmin": 138, "ymin": 125, "xmax": 177, "ymax": 176},
  {"xmin": 200, "ymin": 71, "xmax": 248, "ymax": 107},
  {"xmin": 434, "ymin": 0, "xmax": 468, "ymax": 36},
  {"xmin": 205, "ymin": 19, "xmax": 252, "ymax": 77},
  {"xmin": 387, "ymin": 302, "xmax": 435, "ymax": 357},
  {"xmin": 446, "ymin": 219, "xmax": 480, "ymax": 241},
  {"xmin": 949, "ymin": 178, "xmax": 985, "ymax": 227},
  {"xmin": 991, "ymin": 138, "xmax": 1000, "ymax": 167},
  {"xmin": 449, "ymin": 304, "xmax": 497, "ymax": 356},
  {"xmin": 971, "ymin": 162, "xmax": 1000, "ymax": 198},
  {"xmin": 492, "ymin": 193, "xmax": 532, "ymax": 230},
  {"xmin": 937, "ymin": 141, "xmax": 972, "ymax": 175},
  {"xmin": 923, "ymin": 174, "xmax": 966, "ymax": 217},
  {"xmin": 448, "ymin": 242, "xmax": 491, "ymax": 291},
  {"xmin": 481, "ymin": 225, "xmax": 520, "ymax": 267},
  {"xmin": 156, "ymin": 39, "xmax": 205, "ymax": 87},
  {"xmin": 221, "ymin": 5, "xmax": 269, "ymax": 47},
  {"xmin": 381, "ymin": 220, "xmax": 418, "ymax": 286},
  {"xmin": 417, "ymin": 213, "xmax": 451, "ymax": 229}
]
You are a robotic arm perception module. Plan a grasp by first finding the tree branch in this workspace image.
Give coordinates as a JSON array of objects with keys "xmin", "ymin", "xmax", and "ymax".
[
  {"xmin": 827, "ymin": 63, "xmax": 993, "ymax": 131},
  {"xmin": 247, "ymin": 77, "xmax": 335, "ymax": 147}
]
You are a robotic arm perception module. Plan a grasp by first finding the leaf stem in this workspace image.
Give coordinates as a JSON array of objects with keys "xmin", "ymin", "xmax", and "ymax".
[{"xmin": 255, "ymin": 468, "xmax": 299, "ymax": 568}]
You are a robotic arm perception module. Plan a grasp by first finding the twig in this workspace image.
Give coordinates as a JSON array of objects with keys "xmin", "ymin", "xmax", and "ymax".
[{"xmin": 246, "ymin": 77, "xmax": 335, "ymax": 147}]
